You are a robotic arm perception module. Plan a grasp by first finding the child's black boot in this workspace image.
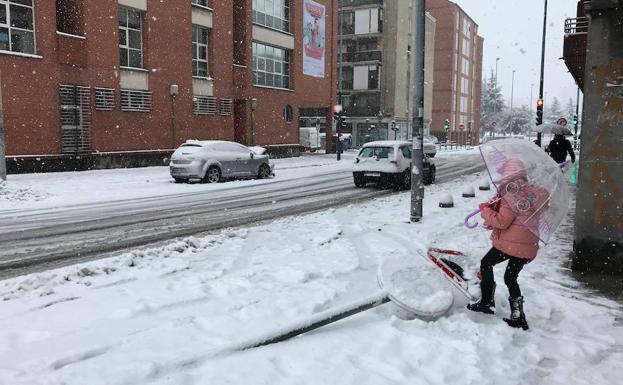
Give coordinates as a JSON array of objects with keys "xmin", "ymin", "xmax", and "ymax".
[
  {"xmin": 503, "ymin": 296, "xmax": 529, "ymax": 330},
  {"xmin": 467, "ymin": 282, "xmax": 496, "ymax": 314}
]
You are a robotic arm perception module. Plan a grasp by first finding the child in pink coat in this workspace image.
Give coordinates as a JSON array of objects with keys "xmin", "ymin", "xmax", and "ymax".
[{"xmin": 467, "ymin": 158, "xmax": 543, "ymax": 330}]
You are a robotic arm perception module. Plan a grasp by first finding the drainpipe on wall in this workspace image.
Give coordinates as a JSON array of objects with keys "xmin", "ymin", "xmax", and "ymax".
[
  {"xmin": 170, "ymin": 84, "xmax": 179, "ymax": 150},
  {"xmin": 250, "ymin": 98, "xmax": 257, "ymax": 146}
]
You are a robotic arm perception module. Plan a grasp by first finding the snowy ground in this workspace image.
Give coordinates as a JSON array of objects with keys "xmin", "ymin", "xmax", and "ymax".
[
  {"xmin": 0, "ymin": 171, "xmax": 620, "ymax": 385},
  {"xmin": 0, "ymin": 147, "xmax": 477, "ymax": 211}
]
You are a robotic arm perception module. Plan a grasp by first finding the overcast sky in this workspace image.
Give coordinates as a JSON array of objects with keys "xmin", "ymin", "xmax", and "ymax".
[{"xmin": 454, "ymin": 0, "xmax": 581, "ymax": 110}]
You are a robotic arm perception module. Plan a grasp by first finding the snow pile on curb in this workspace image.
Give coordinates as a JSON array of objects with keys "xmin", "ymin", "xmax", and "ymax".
[
  {"xmin": 0, "ymin": 180, "xmax": 49, "ymax": 203},
  {"xmin": 0, "ymin": 174, "xmax": 621, "ymax": 385}
]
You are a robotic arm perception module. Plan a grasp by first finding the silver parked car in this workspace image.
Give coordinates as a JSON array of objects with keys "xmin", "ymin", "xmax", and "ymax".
[{"xmin": 169, "ymin": 140, "xmax": 274, "ymax": 183}]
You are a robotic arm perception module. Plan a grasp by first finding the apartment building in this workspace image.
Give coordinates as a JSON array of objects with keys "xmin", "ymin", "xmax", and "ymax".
[
  {"xmin": 0, "ymin": 0, "xmax": 338, "ymax": 171},
  {"xmin": 337, "ymin": 0, "xmax": 436, "ymax": 146},
  {"xmin": 426, "ymin": 0, "xmax": 483, "ymax": 143}
]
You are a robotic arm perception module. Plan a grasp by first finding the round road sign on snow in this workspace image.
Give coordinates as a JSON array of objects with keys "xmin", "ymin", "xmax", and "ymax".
[
  {"xmin": 557, "ymin": 117, "xmax": 568, "ymax": 126},
  {"xmin": 377, "ymin": 255, "xmax": 454, "ymax": 318}
]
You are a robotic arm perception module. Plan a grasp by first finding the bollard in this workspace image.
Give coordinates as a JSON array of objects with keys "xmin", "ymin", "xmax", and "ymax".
[
  {"xmin": 462, "ymin": 186, "xmax": 476, "ymax": 198},
  {"xmin": 439, "ymin": 193, "xmax": 454, "ymax": 208},
  {"xmin": 478, "ymin": 178, "xmax": 491, "ymax": 191}
]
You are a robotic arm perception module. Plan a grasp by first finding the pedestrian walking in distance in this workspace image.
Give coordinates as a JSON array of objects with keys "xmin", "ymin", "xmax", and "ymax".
[{"xmin": 546, "ymin": 132, "xmax": 575, "ymax": 164}]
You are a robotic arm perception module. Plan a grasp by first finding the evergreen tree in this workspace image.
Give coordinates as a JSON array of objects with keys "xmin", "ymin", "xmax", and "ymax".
[
  {"xmin": 547, "ymin": 97, "xmax": 564, "ymax": 124},
  {"xmin": 565, "ymin": 98, "xmax": 576, "ymax": 119},
  {"xmin": 481, "ymin": 69, "xmax": 506, "ymax": 135},
  {"xmin": 506, "ymin": 105, "xmax": 533, "ymax": 134}
]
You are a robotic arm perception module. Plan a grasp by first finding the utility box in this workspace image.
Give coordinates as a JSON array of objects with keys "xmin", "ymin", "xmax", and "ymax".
[{"xmin": 299, "ymin": 126, "xmax": 320, "ymax": 152}]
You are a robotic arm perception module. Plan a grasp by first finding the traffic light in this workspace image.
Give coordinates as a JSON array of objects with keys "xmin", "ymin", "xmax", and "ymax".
[
  {"xmin": 535, "ymin": 99, "xmax": 544, "ymax": 126},
  {"xmin": 390, "ymin": 120, "xmax": 397, "ymax": 131},
  {"xmin": 572, "ymin": 114, "xmax": 578, "ymax": 126},
  {"xmin": 340, "ymin": 115, "xmax": 347, "ymax": 129},
  {"xmin": 333, "ymin": 111, "xmax": 340, "ymax": 123},
  {"xmin": 443, "ymin": 119, "xmax": 450, "ymax": 131}
]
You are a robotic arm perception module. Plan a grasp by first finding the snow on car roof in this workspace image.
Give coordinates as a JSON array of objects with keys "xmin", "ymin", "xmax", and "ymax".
[{"xmin": 361, "ymin": 140, "xmax": 410, "ymax": 148}]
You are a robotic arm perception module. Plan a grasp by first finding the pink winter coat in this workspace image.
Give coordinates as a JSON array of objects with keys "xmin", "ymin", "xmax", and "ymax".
[{"xmin": 480, "ymin": 198, "xmax": 540, "ymax": 260}]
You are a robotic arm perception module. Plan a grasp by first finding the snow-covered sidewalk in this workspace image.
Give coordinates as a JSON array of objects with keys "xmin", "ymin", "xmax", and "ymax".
[{"xmin": 0, "ymin": 171, "xmax": 620, "ymax": 385}]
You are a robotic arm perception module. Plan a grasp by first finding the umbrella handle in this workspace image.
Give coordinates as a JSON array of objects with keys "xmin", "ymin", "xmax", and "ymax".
[{"xmin": 464, "ymin": 208, "xmax": 481, "ymax": 229}]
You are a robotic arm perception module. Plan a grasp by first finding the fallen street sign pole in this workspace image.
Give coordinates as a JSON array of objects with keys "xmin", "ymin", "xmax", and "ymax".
[{"xmin": 410, "ymin": 0, "xmax": 425, "ymax": 222}]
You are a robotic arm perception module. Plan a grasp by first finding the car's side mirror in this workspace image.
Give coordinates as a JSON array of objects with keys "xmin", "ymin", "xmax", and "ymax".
[{"xmin": 250, "ymin": 152, "xmax": 254, "ymax": 159}]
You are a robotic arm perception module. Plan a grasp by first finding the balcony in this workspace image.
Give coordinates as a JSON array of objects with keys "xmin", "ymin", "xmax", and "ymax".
[
  {"xmin": 340, "ymin": 50, "xmax": 382, "ymax": 63},
  {"xmin": 562, "ymin": 17, "xmax": 589, "ymax": 90}
]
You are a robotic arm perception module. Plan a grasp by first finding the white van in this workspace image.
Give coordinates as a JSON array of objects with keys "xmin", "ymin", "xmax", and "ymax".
[{"xmin": 299, "ymin": 127, "xmax": 320, "ymax": 152}]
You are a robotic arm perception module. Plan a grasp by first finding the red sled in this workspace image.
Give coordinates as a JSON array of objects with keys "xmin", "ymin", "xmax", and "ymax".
[{"xmin": 426, "ymin": 248, "xmax": 480, "ymax": 302}]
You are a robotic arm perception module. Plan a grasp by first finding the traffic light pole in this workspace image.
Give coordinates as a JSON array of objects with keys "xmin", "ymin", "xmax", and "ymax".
[
  {"xmin": 336, "ymin": 7, "xmax": 343, "ymax": 161},
  {"xmin": 574, "ymin": 86, "xmax": 579, "ymax": 149},
  {"xmin": 536, "ymin": 0, "xmax": 548, "ymax": 147},
  {"xmin": 410, "ymin": 0, "xmax": 425, "ymax": 223}
]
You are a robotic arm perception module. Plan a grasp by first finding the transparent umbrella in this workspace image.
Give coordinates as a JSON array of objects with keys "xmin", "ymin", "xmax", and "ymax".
[{"xmin": 465, "ymin": 138, "xmax": 569, "ymax": 244}]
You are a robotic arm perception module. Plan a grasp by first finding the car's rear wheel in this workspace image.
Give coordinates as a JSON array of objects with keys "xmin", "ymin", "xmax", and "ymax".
[
  {"xmin": 258, "ymin": 163, "xmax": 272, "ymax": 179},
  {"xmin": 203, "ymin": 166, "xmax": 221, "ymax": 183},
  {"xmin": 353, "ymin": 172, "xmax": 366, "ymax": 188}
]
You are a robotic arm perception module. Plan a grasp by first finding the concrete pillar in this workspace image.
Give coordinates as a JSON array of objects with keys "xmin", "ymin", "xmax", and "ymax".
[
  {"xmin": 0, "ymin": 74, "xmax": 5, "ymax": 181},
  {"xmin": 573, "ymin": 5, "xmax": 623, "ymax": 274}
]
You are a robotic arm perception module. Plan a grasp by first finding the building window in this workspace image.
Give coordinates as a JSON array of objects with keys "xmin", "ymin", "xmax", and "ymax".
[
  {"xmin": 193, "ymin": 95, "xmax": 217, "ymax": 115},
  {"xmin": 56, "ymin": 0, "xmax": 84, "ymax": 36},
  {"xmin": 462, "ymin": 37, "xmax": 470, "ymax": 56},
  {"xmin": 463, "ymin": 19, "xmax": 471, "ymax": 37},
  {"xmin": 461, "ymin": 57, "xmax": 469, "ymax": 75},
  {"xmin": 354, "ymin": 7, "xmax": 381, "ymax": 35},
  {"xmin": 219, "ymin": 98, "xmax": 233, "ymax": 116},
  {"xmin": 191, "ymin": 0, "xmax": 209, "ymax": 7},
  {"xmin": 460, "ymin": 77, "xmax": 469, "ymax": 95},
  {"xmin": 340, "ymin": 11, "xmax": 354, "ymax": 34},
  {"xmin": 120, "ymin": 89, "xmax": 151, "ymax": 112},
  {"xmin": 252, "ymin": 42, "xmax": 290, "ymax": 89},
  {"xmin": 460, "ymin": 96, "xmax": 468, "ymax": 114},
  {"xmin": 253, "ymin": 0, "xmax": 289, "ymax": 33},
  {"xmin": 283, "ymin": 105, "xmax": 293, "ymax": 122},
  {"xmin": 118, "ymin": 7, "xmax": 143, "ymax": 68},
  {"xmin": 192, "ymin": 25, "xmax": 209, "ymax": 78},
  {"xmin": 95, "ymin": 87, "xmax": 115, "ymax": 111},
  {"xmin": 353, "ymin": 65, "xmax": 379, "ymax": 90},
  {"xmin": 340, "ymin": 66, "xmax": 353, "ymax": 90},
  {"xmin": 0, "ymin": 0, "xmax": 36, "ymax": 54}
]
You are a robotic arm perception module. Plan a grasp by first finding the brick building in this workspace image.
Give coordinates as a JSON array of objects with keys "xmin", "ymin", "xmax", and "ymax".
[
  {"xmin": 0, "ymin": 0, "xmax": 338, "ymax": 171},
  {"xmin": 426, "ymin": 0, "xmax": 483, "ymax": 144}
]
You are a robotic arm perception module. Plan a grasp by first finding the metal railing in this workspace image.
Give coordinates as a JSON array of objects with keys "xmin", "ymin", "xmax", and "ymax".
[{"xmin": 564, "ymin": 17, "xmax": 589, "ymax": 34}]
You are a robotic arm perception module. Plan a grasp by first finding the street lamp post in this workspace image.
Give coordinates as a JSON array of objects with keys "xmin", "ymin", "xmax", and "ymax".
[
  {"xmin": 536, "ymin": 0, "xmax": 548, "ymax": 147},
  {"xmin": 530, "ymin": 83, "xmax": 534, "ymax": 114},
  {"xmin": 410, "ymin": 0, "xmax": 425, "ymax": 222},
  {"xmin": 509, "ymin": 70, "xmax": 516, "ymax": 133},
  {"xmin": 493, "ymin": 57, "xmax": 500, "ymax": 123}
]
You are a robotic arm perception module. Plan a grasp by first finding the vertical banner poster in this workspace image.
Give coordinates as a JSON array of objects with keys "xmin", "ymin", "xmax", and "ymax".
[{"xmin": 303, "ymin": 0, "xmax": 326, "ymax": 78}]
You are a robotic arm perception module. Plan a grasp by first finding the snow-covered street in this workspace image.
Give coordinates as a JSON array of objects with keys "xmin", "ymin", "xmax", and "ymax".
[
  {"xmin": 1, "ymin": 171, "xmax": 620, "ymax": 385},
  {"xmin": 0, "ymin": 149, "xmax": 483, "ymax": 275}
]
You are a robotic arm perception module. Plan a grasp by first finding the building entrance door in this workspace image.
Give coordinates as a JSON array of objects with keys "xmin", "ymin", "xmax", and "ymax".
[{"xmin": 59, "ymin": 85, "xmax": 92, "ymax": 154}]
